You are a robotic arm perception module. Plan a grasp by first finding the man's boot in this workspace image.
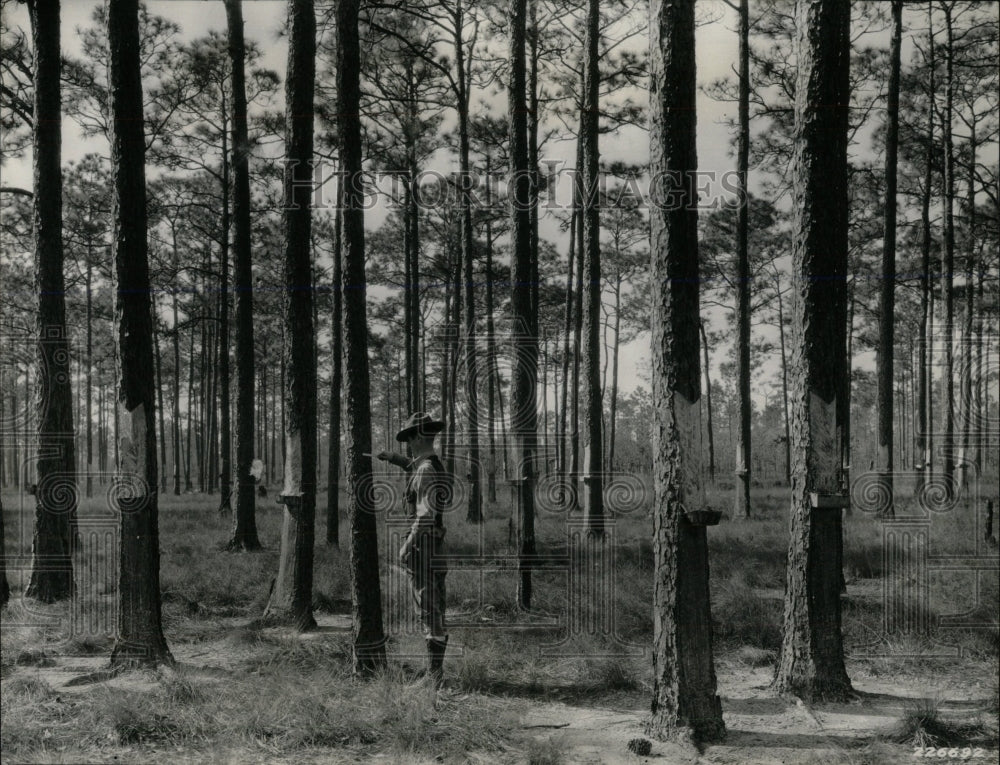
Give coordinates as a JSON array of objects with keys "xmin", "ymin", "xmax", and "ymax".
[{"xmin": 427, "ymin": 636, "xmax": 447, "ymax": 685}]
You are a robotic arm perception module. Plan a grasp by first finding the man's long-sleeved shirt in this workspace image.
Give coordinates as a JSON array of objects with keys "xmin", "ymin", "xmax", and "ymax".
[
  {"xmin": 388, "ymin": 452, "xmax": 449, "ymax": 569},
  {"xmin": 383, "ymin": 452, "xmax": 448, "ymax": 526}
]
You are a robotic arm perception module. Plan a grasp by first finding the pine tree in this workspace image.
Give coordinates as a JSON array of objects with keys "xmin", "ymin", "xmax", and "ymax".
[
  {"xmin": 339, "ymin": 0, "xmax": 387, "ymax": 673},
  {"xmin": 648, "ymin": 0, "xmax": 725, "ymax": 743},
  {"xmin": 876, "ymin": 0, "xmax": 902, "ymax": 516},
  {"xmin": 581, "ymin": 0, "xmax": 604, "ymax": 535},
  {"xmin": 225, "ymin": 0, "xmax": 261, "ymax": 551},
  {"xmin": 264, "ymin": 0, "xmax": 318, "ymax": 632},
  {"xmin": 24, "ymin": 0, "xmax": 76, "ymax": 603},
  {"xmin": 107, "ymin": 0, "xmax": 172, "ymax": 667},
  {"xmin": 772, "ymin": 0, "xmax": 853, "ymax": 702},
  {"xmin": 509, "ymin": 0, "xmax": 538, "ymax": 610}
]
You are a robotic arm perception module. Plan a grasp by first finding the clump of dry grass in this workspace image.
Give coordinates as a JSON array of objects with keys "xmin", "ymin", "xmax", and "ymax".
[
  {"xmin": 61, "ymin": 634, "xmax": 113, "ymax": 655},
  {"xmin": 884, "ymin": 696, "xmax": 991, "ymax": 748},
  {"xmin": 0, "ymin": 676, "xmax": 61, "ymax": 753},
  {"xmin": 454, "ymin": 640, "xmax": 506, "ymax": 693},
  {"xmin": 157, "ymin": 666, "xmax": 206, "ymax": 704},
  {"xmin": 577, "ymin": 656, "xmax": 641, "ymax": 692},
  {"xmin": 0, "ymin": 603, "xmax": 57, "ymax": 669},
  {"xmin": 734, "ymin": 645, "xmax": 777, "ymax": 668},
  {"xmin": 524, "ymin": 733, "xmax": 565, "ymax": 765},
  {"xmin": 104, "ymin": 698, "xmax": 183, "ymax": 745},
  {"xmin": 451, "ymin": 630, "xmax": 645, "ymax": 699},
  {"xmin": 237, "ymin": 634, "xmax": 354, "ymax": 675},
  {"xmin": 224, "ymin": 620, "xmax": 281, "ymax": 647},
  {"xmin": 2, "ymin": 673, "xmax": 55, "ymax": 702},
  {"xmin": 13, "ymin": 647, "xmax": 56, "ymax": 667}
]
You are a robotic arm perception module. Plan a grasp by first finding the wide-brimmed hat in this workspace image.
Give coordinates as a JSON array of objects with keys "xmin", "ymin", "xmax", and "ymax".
[{"xmin": 395, "ymin": 411, "xmax": 445, "ymax": 442}]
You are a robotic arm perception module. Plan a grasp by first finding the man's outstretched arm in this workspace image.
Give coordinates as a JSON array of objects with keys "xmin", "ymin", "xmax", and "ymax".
[{"xmin": 376, "ymin": 451, "xmax": 410, "ymax": 470}]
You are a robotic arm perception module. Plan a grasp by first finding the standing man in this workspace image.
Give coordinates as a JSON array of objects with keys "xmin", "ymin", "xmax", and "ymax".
[{"xmin": 377, "ymin": 412, "xmax": 450, "ymax": 683}]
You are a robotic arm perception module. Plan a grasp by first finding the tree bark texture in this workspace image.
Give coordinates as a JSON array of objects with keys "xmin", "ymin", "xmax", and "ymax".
[
  {"xmin": 225, "ymin": 0, "xmax": 261, "ymax": 551},
  {"xmin": 733, "ymin": 0, "xmax": 752, "ymax": 520},
  {"xmin": 264, "ymin": 0, "xmax": 318, "ymax": 632},
  {"xmin": 648, "ymin": 0, "xmax": 725, "ymax": 743},
  {"xmin": 940, "ymin": 4, "xmax": 956, "ymax": 490},
  {"xmin": 107, "ymin": 0, "xmax": 172, "ymax": 667},
  {"xmin": 456, "ymin": 0, "xmax": 482, "ymax": 524},
  {"xmin": 509, "ymin": 0, "xmax": 538, "ymax": 610},
  {"xmin": 338, "ymin": 0, "xmax": 387, "ymax": 673},
  {"xmin": 699, "ymin": 320, "xmax": 715, "ymax": 484},
  {"xmin": 582, "ymin": 0, "xmax": 604, "ymax": 534},
  {"xmin": 485, "ymin": 154, "xmax": 499, "ymax": 504},
  {"xmin": 876, "ymin": 0, "xmax": 902, "ymax": 516},
  {"xmin": 326, "ymin": 172, "xmax": 343, "ymax": 546},
  {"xmin": 773, "ymin": 0, "xmax": 852, "ymax": 703},
  {"xmin": 25, "ymin": 0, "xmax": 76, "ymax": 603},
  {"xmin": 915, "ymin": 8, "xmax": 934, "ymax": 493},
  {"xmin": 171, "ymin": 235, "xmax": 182, "ymax": 496},
  {"xmin": 958, "ymin": 123, "xmax": 976, "ymax": 487}
]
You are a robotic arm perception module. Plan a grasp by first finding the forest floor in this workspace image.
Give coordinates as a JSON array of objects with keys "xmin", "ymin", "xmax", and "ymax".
[{"xmin": 2, "ymin": 482, "xmax": 998, "ymax": 764}]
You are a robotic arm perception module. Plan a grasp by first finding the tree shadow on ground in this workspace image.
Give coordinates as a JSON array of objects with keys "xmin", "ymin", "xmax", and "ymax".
[{"xmin": 718, "ymin": 729, "xmax": 868, "ymax": 750}]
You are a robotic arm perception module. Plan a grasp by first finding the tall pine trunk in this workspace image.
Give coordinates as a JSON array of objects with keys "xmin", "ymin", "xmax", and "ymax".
[
  {"xmin": 171, "ymin": 232, "xmax": 182, "ymax": 495},
  {"xmin": 326, "ymin": 168, "xmax": 343, "ymax": 546},
  {"xmin": 154, "ymin": 321, "xmax": 168, "ymax": 494},
  {"xmin": 197, "ymin": 318, "xmax": 206, "ymax": 491},
  {"xmin": 185, "ymin": 327, "xmax": 195, "ymax": 490},
  {"xmin": 582, "ymin": 0, "xmax": 603, "ymax": 535},
  {"xmin": 25, "ymin": 0, "xmax": 76, "ymax": 603},
  {"xmin": 12, "ymin": 372, "xmax": 20, "ymax": 489},
  {"xmin": 958, "ymin": 123, "xmax": 976, "ymax": 489},
  {"xmin": 699, "ymin": 320, "xmax": 715, "ymax": 484},
  {"xmin": 441, "ymin": 291, "xmax": 450, "ymax": 449},
  {"xmin": 510, "ymin": 0, "xmax": 538, "ymax": 609},
  {"xmin": 772, "ymin": 0, "xmax": 852, "ymax": 702},
  {"xmin": 570, "ymin": 151, "xmax": 584, "ymax": 508},
  {"xmin": 776, "ymin": 277, "xmax": 791, "ymax": 485},
  {"xmin": 485, "ymin": 154, "xmax": 499, "ymax": 504},
  {"xmin": 408, "ymin": 159, "xmax": 420, "ymax": 414},
  {"xmin": 339, "ymin": 0, "xmax": 386, "ymax": 673},
  {"xmin": 403, "ymin": 178, "xmax": 414, "ymax": 414},
  {"xmin": 875, "ymin": 0, "xmax": 901, "ymax": 517},
  {"xmin": 940, "ymin": 4, "xmax": 956, "ymax": 493},
  {"xmin": 973, "ymin": 258, "xmax": 984, "ymax": 473},
  {"xmin": 607, "ymin": 282, "xmax": 622, "ymax": 474},
  {"xmin": 96, "ymin": 368, "xmax": 102, "ymax": 478},
  {"xmin": 218, "ymin": 106, "xmax": 232, "ymax": 513},
  {"xmin": 541, "ymin": 334, "xmax": 549, "ymax": 475},
  {"xmin": 733, "ymin": 0, "xmax": 752, "ymax": 520},
  {"xmin": 226, "ymin": 0, "xmax": 261, "ymax": 550},
  {"xmin": 648, "ymin": 0, "xmax": 724, "ymax": 741},
  {"xmin": 445, "ymin": 249, "xmax": 461, "ymax": 477},
  {"xmin": 916, "ymin": 10, "xmax": 935, "ymax": 492},
  {"xmin": 86, "ymin": 258, "xmax": 94, "ymax": 498},
  {"xmin": 108, "ymin": 0, "xmax": 171, "ymax": 666},
  {"xmin": 207, "ymin": 313, "xmax": 219, "ymax": 493},
  {"xmin": 558, "ymin": 201, "xmax": 576, "ymax": 484},
  {"xmin": 528, "ymin": 0, "xmax": 541, "ymax": 338},
  {"xmin": 455, "ymin": 0, "xmax": 482, "ymax": 523},
  {"xmin": 264, "ymin": 0, "xmax": 318, "ymax": 631}
]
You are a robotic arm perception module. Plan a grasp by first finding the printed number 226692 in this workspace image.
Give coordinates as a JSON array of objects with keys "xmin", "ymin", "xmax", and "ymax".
[{"xmin": 912, "ymin": 748, "xmax": 987, "ymax": 759}]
